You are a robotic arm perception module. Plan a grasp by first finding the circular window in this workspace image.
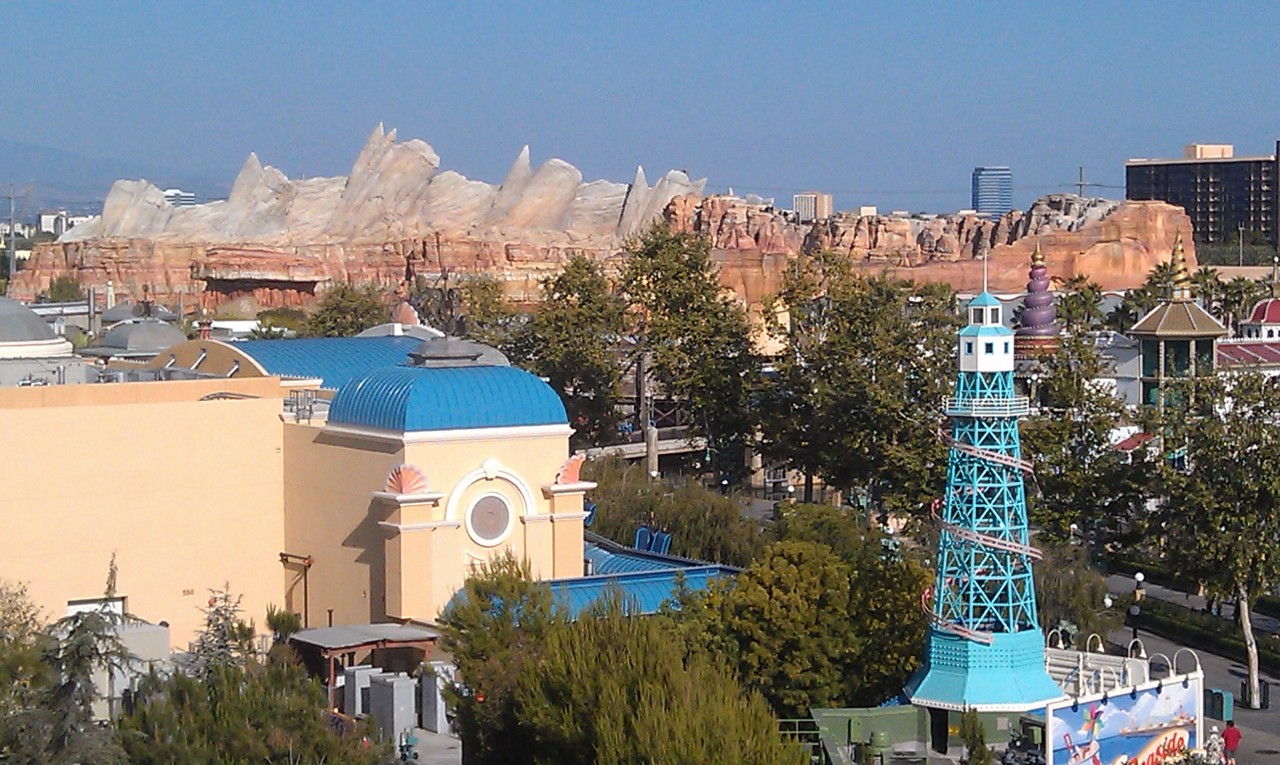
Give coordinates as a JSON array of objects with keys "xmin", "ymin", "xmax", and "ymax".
[{"xmin": 466, "ymin": 494, "xmax": 513, "ymax": 546}]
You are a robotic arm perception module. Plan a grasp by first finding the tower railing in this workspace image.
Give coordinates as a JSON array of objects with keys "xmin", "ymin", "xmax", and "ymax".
[{"xmin": 944, "ymin": 395, "xmax": 1030, "ymax": 418}]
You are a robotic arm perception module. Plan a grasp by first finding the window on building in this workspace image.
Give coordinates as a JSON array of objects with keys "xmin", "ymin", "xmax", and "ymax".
[
  {"xmin": 965, "ymin": 341, "xmax": 974, "ymax": 355},
  {"xmin": 971, "ymin": 308, "xmax": 983, "ymax": 324},
  {"xmin": 984, "ymin": 342, "xmax": 994, "ymax": 354},
  {"xmin": 1004, "ymin": 341, "xmax": 1010, "ymax": 354}
]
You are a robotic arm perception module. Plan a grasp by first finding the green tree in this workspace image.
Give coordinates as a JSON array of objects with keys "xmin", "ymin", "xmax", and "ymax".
[
  {"xmin": 1158, "ymin": 371, "xmax": 1280, "ymax": 708},
  {"xmin": 622, "ymin": 224, "xmax": 759, "ymax": 477},
  {"xmin": 459, "ymin": 275, "xmax": 520, "ymax": 351},
  {"xmin": 517, "ymin": 256, "xmax": 627, "ymax": 448},
  {"xmin": 301, "ymin": 282, "xmax": 387, "ymax": 337},
  {"xmin": 0, "ymin": 579, "xmax": 47, "ymax": 718},
  {"xmin": 959, "ymin": 708, "xmax": 993, "ymax": 765},
  {"xmin": 189, "ymin": 587, "xmax": 256, "ymax": 681},
  {"xmin": 2, "ymin": 561, "xmax": 129, "ymax": 765},
  {"xmin": 1220, "ymin": 276, "xmax": 1268, "ymax": 336},
  {"xmin": 118, "ymin": 629, "xmax": 386, "ymax": 764},
  {"xmin": 1034, "ymin": 541, "xmax": 1122, "ymax": 646},
  {"xmin": 437, "ymin": 553, "xmax": 565, "ymax": 765},
  {"xmin": 1057, "ymin": 275, "xmax": 1104, "ymax": 333},
  {"xmin": 517, "ymin": 596, "xmax": 805, "ymax": 765},
  {"xmin": 714, "ymin": 541, "xmax": 864, "ymax": 716},
  {"xmin": 1106, "ymin": 262, "xmax": 1176, "ymax": 331},
  {"xmin": 44, "ymin": 276, "xmax": 85, "ymax": 303},
  {"xmin": 583, "ymin": 458, "xmax": 764, "ymax": 567},
  {"xmin": 1022, "ymin": 335, "xmax": 1149, "ymax": 547},
  {"xmin": 760, "ymin": 253, "xmax": 956, "ymax": 515}
]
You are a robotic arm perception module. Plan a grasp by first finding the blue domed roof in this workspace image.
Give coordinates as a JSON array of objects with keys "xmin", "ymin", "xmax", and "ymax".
[{"xmin": 328, "ymin": 365, "xmax": 567, "ymax": 433}]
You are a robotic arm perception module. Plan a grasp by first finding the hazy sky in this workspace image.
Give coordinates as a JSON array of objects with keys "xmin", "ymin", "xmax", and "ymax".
[{"xmin": 2, "ymin": 1, "xmax": 1279, "ymax": 213}]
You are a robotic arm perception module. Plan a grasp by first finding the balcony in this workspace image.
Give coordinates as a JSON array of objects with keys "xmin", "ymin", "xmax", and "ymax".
[{"xmin": 944, "ymin": 396, "xmax": 1030, "ymax": 418}]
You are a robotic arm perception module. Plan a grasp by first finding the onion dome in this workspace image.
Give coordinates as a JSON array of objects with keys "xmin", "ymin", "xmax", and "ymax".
[{"xmin": 1016, "ymin": 241, "xmax": 1059, "ymax": 339}]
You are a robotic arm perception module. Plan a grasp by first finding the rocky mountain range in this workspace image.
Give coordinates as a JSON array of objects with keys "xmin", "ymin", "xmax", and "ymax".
[{"xmin": 10, "ymin": 126, "xmax": 1193, "ymax": 313}]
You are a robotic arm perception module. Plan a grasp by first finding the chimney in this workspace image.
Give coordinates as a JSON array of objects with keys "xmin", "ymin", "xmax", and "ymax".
[{"xmin": 197, "ymin": 319, "xmax": 213, "ymax": 340}]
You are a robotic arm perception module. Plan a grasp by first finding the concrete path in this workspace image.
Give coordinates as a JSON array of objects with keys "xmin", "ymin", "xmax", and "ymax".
[{"xmin": 1106, "ymin": 574, "xmax": 1280, "ymax": 634}]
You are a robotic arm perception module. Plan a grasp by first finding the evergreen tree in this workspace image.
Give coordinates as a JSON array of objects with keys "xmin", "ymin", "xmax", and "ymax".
[
  {"xmin": 437, "ymin": 553, "xmax": 564, "ymax": 765},
  {"xmin": 517, "ymin": 596, "xmax": 805, "ymax": 765},
  {"xmin": 2, "ymin": 560, "xmax": 130, "ymax": 765}
]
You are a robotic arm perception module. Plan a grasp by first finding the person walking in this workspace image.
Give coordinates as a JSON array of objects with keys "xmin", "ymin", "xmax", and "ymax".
[
  {"xmin": 1206, "ymin": 725, "xmax": 1225, "ymax": 765},
  {"xmin": 1222, "ymin": 720, "xmax": 1242, "ymax": 765}
]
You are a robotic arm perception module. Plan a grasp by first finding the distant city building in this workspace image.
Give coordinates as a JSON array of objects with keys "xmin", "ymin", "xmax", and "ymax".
[
  {"xmin": 853, "ymin": 205, "xmax": 878, "ymax": 217},
  {"xmin": 0, "ymin": 221, "xmax": 35, "ymax": 239},
  {"xmin": 163, "ymin": 188, "xmax": 198, "ymax": 207},
  {"xmin": 38, "ymin": 209, "xmax": 67, "ymax": 236},
  {"xmin": 37, "ymin": 210, "xmax": 92, "ymax": 237},
  {"xmin": 793, "ymin": 191, "xmax": 833, "ymax": 223},
  {"xmin": 971, "ymin": 166, "xmax": 1013, "ymax": 220},
  {"xmin": 1126, "ymin": 142, "xmax": 1278, "ymax": 244}
]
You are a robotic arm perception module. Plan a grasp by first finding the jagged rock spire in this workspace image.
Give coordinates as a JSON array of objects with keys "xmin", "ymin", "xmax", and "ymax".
[
  {"xmin": 1169, "ymin": 232, "xmax": 1193, "ymax": 302},
  {"xmin": 1016, "ymin": 240, "xmax": 1058, "ymax": 338}
]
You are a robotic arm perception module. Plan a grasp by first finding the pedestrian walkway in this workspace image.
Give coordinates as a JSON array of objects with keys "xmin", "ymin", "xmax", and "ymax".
[{"xmin": 1105, "ymin": 574, "xmax": 1280, "ymax": 634}]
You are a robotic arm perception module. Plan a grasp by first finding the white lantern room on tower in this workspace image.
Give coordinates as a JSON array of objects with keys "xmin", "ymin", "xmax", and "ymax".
[{"xmin": 958, "ymin": 292, "xmax": 1014, "ymax": 374}]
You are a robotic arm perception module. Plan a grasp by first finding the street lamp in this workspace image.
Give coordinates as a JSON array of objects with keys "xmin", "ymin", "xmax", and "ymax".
[
  {"xmin": 1129, "ymin": 571, "xmax": 1145, "ymax": 643},
  {"xmin": 786, "ymin": 485, "xmax": 796, "ymax": 504}
]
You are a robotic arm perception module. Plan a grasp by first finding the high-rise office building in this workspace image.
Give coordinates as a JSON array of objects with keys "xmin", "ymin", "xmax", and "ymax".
[
  {"xmin": 793, "ymin": 191, "xmax": 833, "ymax": 223},
  {"xmin": 971, "ymin": 167, "xmax": 1013, "ymax": 220},
  {"xmin": 1126, "ymin": 143, "xmax": 1278, "ymax": 244}
]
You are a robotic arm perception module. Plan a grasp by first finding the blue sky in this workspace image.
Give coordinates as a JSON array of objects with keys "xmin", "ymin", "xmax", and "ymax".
[{"xmin": 2, "ymin": 1, "xmax": 1278, "ymax": 213}]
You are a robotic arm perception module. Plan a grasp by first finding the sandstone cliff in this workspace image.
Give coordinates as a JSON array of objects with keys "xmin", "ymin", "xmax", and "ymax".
[{"xmin": 11, "ymin": 126, "xmax": 1194, "ymax": 313}]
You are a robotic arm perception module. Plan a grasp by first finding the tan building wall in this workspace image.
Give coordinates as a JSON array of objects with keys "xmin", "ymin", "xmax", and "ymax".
[
  {"xmin": 0, "ymin": 376, "xmax": 288, "ymax": 648},
  {"xmin": 284, "ymin": 421, "xmax": 586, "ymax": 627}
]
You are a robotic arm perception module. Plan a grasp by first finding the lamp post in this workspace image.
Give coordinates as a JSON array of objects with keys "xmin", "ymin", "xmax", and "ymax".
[
  {"xmin": 1129, "ymin": 571, "xmax": 1145, "ymax": 641},
  {"xmin": 786, "ymin": 484, "xmax": 796, "ymax": 504}
]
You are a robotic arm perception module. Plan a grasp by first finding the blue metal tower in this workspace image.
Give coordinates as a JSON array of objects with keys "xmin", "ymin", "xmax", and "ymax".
[{"xmin": 905, "ymin": 291, "xmax": 1063, "ymax": 712}]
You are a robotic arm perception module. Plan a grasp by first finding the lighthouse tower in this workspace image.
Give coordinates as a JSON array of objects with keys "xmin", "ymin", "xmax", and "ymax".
[{"xmin": 905, "ymin": 290, "xmax": 1063, "ymax": 713}]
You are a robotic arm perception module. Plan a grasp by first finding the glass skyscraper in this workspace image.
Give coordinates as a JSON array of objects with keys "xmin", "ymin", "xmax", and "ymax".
[{"xmin": 971, "ymin": 166, "xmax": 1013, "ymax": 220}]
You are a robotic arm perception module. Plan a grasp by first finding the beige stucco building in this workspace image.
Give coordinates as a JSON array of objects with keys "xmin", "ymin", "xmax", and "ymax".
[{"xmin": 0, "ymin": 308, "xmax": 591, "ymax": 649}]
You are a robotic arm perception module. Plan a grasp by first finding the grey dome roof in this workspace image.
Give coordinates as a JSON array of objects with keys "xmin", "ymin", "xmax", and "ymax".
[
  {"xmin": 407, "ymin": 337, "xmax": 509, "ymax": 368},
  {"xmin": 0, "ymin": 298, "xmax": 56, "ymax": 342},
  {"xmin": 101, "ymin": 302, "xmax": 179, "ymax": 323},
  {"xmin": 99, "ymin": 320, "xmax": 186, "ymax": 352}
]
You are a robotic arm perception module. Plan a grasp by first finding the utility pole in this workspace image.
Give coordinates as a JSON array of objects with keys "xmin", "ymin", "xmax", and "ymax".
[
  {"xmin": 4, "ymin": 185, "xmax": 17, "ymax": 291},
  {"xmin": 1076, "ymin": 167, "xmax": 1087, "ymax": 198},
  {"xmin": 1239, "ymin": 222, "xmax": 1246, "ymax": 267}
]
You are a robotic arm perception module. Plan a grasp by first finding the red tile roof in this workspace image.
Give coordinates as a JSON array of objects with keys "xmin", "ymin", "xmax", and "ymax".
[
  {"xmin": 1247, "ymin": 298, "xmax": 1280, "ymax": 324},
  {"xmin": 1114, "ymin": 433, "xmax": 1155, "ymax": 452}
]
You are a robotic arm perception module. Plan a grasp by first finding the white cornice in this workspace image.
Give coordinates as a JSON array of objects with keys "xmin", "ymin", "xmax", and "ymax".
[
  {"xmin": 324, "ymin": 422, "xmax": 572, "ymax": 444},
  {"xmin": 520, "ymin": 515, "xmax": 552, "ymax": 524},
  {"xmin": 378, "ymin": 519, "xmax": 462, "ymax": 534},
  {"xmin": 549, "ymin": 511, "xmax": 591, "ymax": 522},
  {"xmin": 540, "ymin": 481, "xmax": 598, "ymax": 498},
  {"xmin": 371, "ymin": 491, "xmax": 445, "ymax": 506}
]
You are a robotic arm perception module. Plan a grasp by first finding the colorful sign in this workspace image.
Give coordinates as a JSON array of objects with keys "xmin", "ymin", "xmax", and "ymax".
[{"xmin": 1045, "ymin": 676, "xmax": 1202, "ymax": 765}]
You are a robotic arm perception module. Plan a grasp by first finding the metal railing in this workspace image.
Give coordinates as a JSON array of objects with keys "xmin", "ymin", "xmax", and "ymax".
[{"xmin": 944, "ymin": 395, "xmax": 1030, "ymax": 417}]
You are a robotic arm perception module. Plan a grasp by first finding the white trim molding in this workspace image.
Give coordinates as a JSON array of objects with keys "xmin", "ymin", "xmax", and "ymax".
[
  {"xmin": 540, "ymin": 480, "xmax": 597, "ymax": 498},
  {"xmin": 378, "ymin": 519, "xmax": 462, "ymax": 534},
  {"xmin": 371, "ymin": 491, "xmax": 445, "ymax": 506},
  {"xmin": 324, "ymin": 422, "xmax": 572, "ymax": 445},
  {"xmin": 444, "ymin": 460, "xmax": 537, "ymax": 522},
  {"xmin": 520, "ymin": 515, "xmax": 552, "ymax": 525},
  {"xmin": 549, "ymin": 511, "xmax": 591, "ymax": 523}
]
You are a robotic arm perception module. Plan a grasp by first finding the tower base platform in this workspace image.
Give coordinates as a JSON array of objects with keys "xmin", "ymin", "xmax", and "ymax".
[{"xmin": 905, "ymin": 628, "xmax": 1065, "ymax": 712}]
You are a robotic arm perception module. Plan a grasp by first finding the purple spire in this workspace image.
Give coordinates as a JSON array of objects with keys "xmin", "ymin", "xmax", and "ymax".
[{"xmin": 1017, "ymin": 241, "xmax": 1059, "ymax": 337}]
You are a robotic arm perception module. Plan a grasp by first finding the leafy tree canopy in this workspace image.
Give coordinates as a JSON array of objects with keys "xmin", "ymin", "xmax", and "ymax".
[{"xmin": 301, "ymin": 282, "xmax": 387, "ymax": 337}]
